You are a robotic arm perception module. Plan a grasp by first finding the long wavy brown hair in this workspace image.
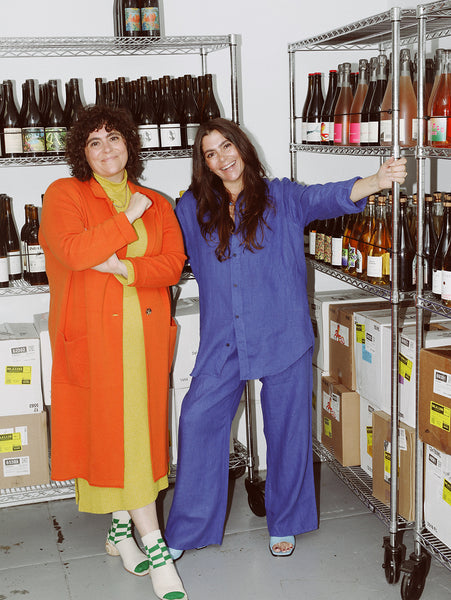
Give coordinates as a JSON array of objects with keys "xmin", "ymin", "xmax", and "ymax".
[
  {"xmin": 65, "ymin": 105, "xmax": 143, "ymax": 182},
  {"xmin": 190, "ymin": 118, "xmax": 273, "ymax": 261}
]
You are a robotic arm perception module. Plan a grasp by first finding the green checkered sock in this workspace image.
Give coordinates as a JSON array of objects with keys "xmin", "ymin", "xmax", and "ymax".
[
  {"xmin": 142, "ymin": 530, "xmax": 187, "ymax": 600},
  {"xmin": 105, "ymin": 511, "xmax": 149, "ymax": 576}
]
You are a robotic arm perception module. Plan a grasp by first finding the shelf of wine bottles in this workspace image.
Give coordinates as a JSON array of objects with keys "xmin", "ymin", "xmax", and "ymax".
[
  {"xmin": 0, "ymin": 35, "xmax": 233, "ymax": 58},
  {"xmin": 312, "ymin": 437, "xmax": 412, "ymax": 530}
]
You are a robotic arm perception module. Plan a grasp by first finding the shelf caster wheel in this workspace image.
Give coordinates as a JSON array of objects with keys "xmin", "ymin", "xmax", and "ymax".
[
  {"xmin": 382, "ymin": 535, "xmax": 406, "ymax": 584},
  {"xmin": 400, "ymin": 550, "xmax": 431, "ymax": 600},
  {"xmin": 245, "ymin": 476, "xmax": 266, "ymax": 517},
  {"xmin": 229, "ymin": 465, "xmax": 246, "ymax": 480}
]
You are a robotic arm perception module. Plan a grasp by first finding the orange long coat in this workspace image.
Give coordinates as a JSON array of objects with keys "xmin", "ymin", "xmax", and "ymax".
[{"xmin": 39, "ymin": 177, "xmax": 186, "ymax": 487}]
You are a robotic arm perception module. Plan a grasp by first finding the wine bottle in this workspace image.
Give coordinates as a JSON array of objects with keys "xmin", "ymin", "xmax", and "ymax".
[
  {"xmin": 113, "ymin": 0, "xmax": 125, "ymax": 36},
  {"xmin": 160, "ymin": 75, "xmax": 182, "ymax": 149},
  {"xmin": 323, "ymin": 217, "xmax": 333, "ymax": 265},
  {"xmin": 201, "ymin": 74, "xmax": 220, "ymax": 122},
  {"xmin": 430, "ymin": 49, "xmax": 451, "ymax": 148},
  {"xmin": 26, "ymin": 205, "xmax": 48, "ymax": 286},
  {"xmin": 38, "ymin": 82, "xmax": 49, "ymax": 124},
  {"xmin": 331, "ymin": 216, "xmax": 344, "ymax": 268},
  {"xmin": 45, "ymin": 80, "xmax": 67, "ymax": 156},
  {"xmin": 427, "ymin": 48, "xmax": 446, "ymax": 140},
  {"xmin": 356, "ymin": 195, "xmax": 376, "ymax": 280},
  {"xmin": 123, "ymin": 0, "xmax": 141, "ymax": 37},
  {"xmin": 399, "ymin": 195, "xmax": 416, "ymax": 292},
  {"xmin": 433, "ymin": 191, "xmax": 443, "ymax": 237},
  {"xmin": 349, "ymin": 59, "xmax": 368, "ymax": 146},
  {"xmin": 350, "ymin": 71, "xmax": 358, "ymax": 96},
  {"xmin": 301, "ymin": 73, "xmax": 314, "ymax": 145},
  {"xmin": 346, "ymin": 210, "xmax": 364, "ymax": 275},
  {"xmin": 333, "ymin": 62, "xmax": 353, "ymax": 146},
  {"xmin": 341, "ymin": 212, "xmax": 355, "ymax": 269},
  {"xmin": 368, "ymin": 54, "xmax": 387, "ymax": 146},
  {"xmin": 0, "ymin": 199, "xmax": 9, "ymax": 287},
  {"xmin": 183, "ymin": 74, "xmax": 200, "ymax": 148},
  {"xmin": 367, "ymin": 194, "xmax": 391, "ymax": 286},
  {"xmin": 432, "ymin": 200, "xmax": 451, "ymax": 299},
  {"xmin": 141, "ymin": 0, "xmax": 160, "ymax": 38},
  {"xmin": 314, "ymin": 218, "xmax": 327, "ymax": 262},
  {"xmin": 95, "ymin": 78, "xmax": 107, "ymax": 106},
  {"xmin": 424, "ymin": 193, "xmax": 438, "ymax": 291},
  {"xmin": 308, "ymin": 219, "xmax": 317, "ymax": 258},
  {"xmin": 360, "ymin": 57, "xmax": 378, "ymax": 147},
  {"xmin": 21, "ymin": 79, "xmax": 46, "ymax": 156},
  {"xmin": 306, "ymin": 72, "xmax": 323, "ymax": 144},
  {"xmin": 20, "ymin": 204, "xmax": 32, "ymax": 283},
  {"xmin": 137, "ymin": 77, "xmax": 160, "ymax": 150},
  {"xmin": 66, "ymin": 78, "xmax": 85, "ymax": 127},
  {"xmin": 1, "ymin": 80, "xmax": 23, "ymax": 157},
  {"xmin": 320, "ymin": 69, "xmax": 337, "ymax": 145},
  {"xmin": 2, "ymin": 195, "xmax": 22, "ymax": 281}
]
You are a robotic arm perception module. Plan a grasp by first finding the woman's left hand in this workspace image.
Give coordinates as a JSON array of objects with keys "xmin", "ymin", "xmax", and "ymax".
[
  {"xmin": 376, "ymin": 156, "xmax": 408, "ymax": 189},
  {"xmin": 91, "ymin": 253, "xmax": 128, "ymax": 277}
]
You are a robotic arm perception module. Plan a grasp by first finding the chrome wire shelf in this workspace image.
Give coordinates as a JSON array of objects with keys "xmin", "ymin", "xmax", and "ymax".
[
  {"xmin": 306, "ymin": 258, "xmax": 415, "ymax": 302},
  {"xmin": 0, "ymin": 35, "xmax": 233, "ymax": 58},
  {"xmin": 0, "ymin": 279, "xmax": 49, "ymax": 297},
  {"xmin": 313, "ymin": 437, "xmax": 413, "ymax": 530},
  {"xmin": 419, "ymin": 1, "xmax": 451, "ymax": 40},
  {"xmin": 419, "ymin": 528, "xmax": 451, "ymax": 572},
  {"xmin": 417, "ymin": 294, "xmax": 451, "ymax": 317},
  {"xmin": 0, "ymin": 148, "xmax": 193, "ymax": 168},
  {"xmin": 291, "ymin": 143, "xmax": 415, "ymax": 157},
  {"xmin": 0, "ymin": 479, "xmax": 75, "ymax": 508},
  {"xmin": 288, "ymin": 9, "xmax": 418, "ymax": 52}
]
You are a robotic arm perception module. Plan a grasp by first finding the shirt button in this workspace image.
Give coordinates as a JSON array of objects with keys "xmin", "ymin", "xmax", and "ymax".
[
  {"xmin": 235, "ymin": 315, "xmax": 239, "ymax": 319},
  {"xmin": 226, "ymin": 343, "xmax": 230, "ymax": 347},
  {"xmin": 146, "ymin": 308, "xmax": 152, "ymax": 315},
  {"xmin": 233, "ymin": 283, "xmax": 238, "ymax": 287},
  {"xmin": 233, "ymin": 253, "xmax": 237, "ymax": 257}
]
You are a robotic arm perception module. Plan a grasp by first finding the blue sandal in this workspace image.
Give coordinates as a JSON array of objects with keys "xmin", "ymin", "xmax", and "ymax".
[{"xmin": 269, "ymin": 536, "xmax": 295, "ymax": 557}]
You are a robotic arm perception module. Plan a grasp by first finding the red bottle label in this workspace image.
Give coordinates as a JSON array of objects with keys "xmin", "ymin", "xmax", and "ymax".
[
  {"xmin": 350, "ymin": 122, "xmax": 360, "ymax": 144},
  {"xmin": 334, "ymin": 123, "xmax": 343, "ymax": 144}
]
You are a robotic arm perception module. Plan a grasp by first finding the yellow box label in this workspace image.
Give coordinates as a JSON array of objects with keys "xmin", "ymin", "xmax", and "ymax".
[
  {"xmin": 355, "ymin": 323, "xmax": 365, "ymax": 344},
  {"xmin": 443, "ymin": 478, "xmax": 451, "ymax": 507},
  {"xmin": 324, "ymin": 416, "xmax": 332, "ymax": 438},
  {"xmin": 430, "ymin": 401, "xmax": 451, "ymax": 433},
  {"xmin": 5, "ymin": 366, "xmax": 32, "ymax": 385},
  {"xmin": 366, "ymin": 426, "xmax": 373, "ymax": 457},
  {"xmin": 0, "ymin": 432, "xmax": 22, "ymax": 453},
  {"xmin": 398, "ymin": 353, "xmax": 413, "ymax": 382}
]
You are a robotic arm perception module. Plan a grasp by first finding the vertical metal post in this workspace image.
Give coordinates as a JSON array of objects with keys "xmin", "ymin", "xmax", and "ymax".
[
  {"xmin": 289, "ymin": 47, "xmax": 297, "ymax": 182},
  {"xmin": 389, "ymin": 5, "xmax": 401, "ymax": 550},
  {"xmin": 228, "ymin": 34, "xmax": 240, "ymax": 125},
  {"xmin": 200, "ymin": 46, "xmax": 207, "ymax": 75},
  {"xmin": 244, "ymin": 381, "xmax": 256, "ymax": 480}
]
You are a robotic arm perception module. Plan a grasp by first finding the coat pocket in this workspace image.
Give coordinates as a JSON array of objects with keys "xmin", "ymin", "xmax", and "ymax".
[{"xmin": 52, "ymin": 330, "xmax": 90, "ymax": 388}]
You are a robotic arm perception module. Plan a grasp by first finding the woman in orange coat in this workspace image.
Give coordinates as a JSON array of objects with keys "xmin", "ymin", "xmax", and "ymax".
[{"xmin": 39, "ymin": 105, "xmax": 187, "ymax": 600}]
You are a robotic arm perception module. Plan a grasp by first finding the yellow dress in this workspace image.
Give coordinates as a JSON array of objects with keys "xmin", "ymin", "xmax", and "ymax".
[{"xmin": 76, "ymin": 172, "xmax": 168, "ymax": 513}]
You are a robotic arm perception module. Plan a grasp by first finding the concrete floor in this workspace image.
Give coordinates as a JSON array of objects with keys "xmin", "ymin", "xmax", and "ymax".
[{"xmin": 1, "ymin": 462, "xmax": 450, "ymax": 600}]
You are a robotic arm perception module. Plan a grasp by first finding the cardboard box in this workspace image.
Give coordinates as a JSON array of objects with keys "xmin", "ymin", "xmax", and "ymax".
[
  {"xmin": 172, "ymin": 298, "xmax": 200, "ymax": 389},
  {"xmin": 329, "ymin": 301, "xmax": 387, "ymax": 391},
  {"xmin": 372, "ymin": 410, "xmax": 415, "ymax": 521},
  {"xmin": 0, "ymin": 411, "xmax": 49, "ymax": 488},
  {"xmin": 321, "ymin": 375, "xmax": 360, "ymax": 466},
  {"xmin": 360, "ymin": 396, "xmax": 381, "ymax": 477},
  {"xmin": 419, "ymin": 347, "xmax": 451, "ymax": 454},
  {"xmin": 355, "ymin": 307, "xmax": 448, "ymax": 412},
  {"xmin": 309, "ymin": 290, "xmax": 377, "ymax": 372},
  {"xmin": 424, "ymin": 444, "xmax": 451, "ymax": 550},
  {"xmin": 33, "ymin": 313, "xmax": 52, "ymax": 406},
  {"xmin": 0, "ymin": 323, "xmax": 43, "ymax": 416},
  {"xmin": 398, "ymin": 326, "xmax": 451, "ymax": 429}
]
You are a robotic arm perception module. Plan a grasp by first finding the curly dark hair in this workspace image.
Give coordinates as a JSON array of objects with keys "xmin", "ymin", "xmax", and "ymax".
[
  {"xmin": 65, "ymin": 105, "xmax": 143, "ymax": 182},
  {"xmin": 190, "ymin": 118, "xmax": 272, "ymax": 262}
]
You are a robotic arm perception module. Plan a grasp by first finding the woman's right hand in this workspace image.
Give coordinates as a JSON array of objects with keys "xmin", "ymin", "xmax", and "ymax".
[{"xmin": 125, "ymin": 192, "xmax": 153, "ymax": 224}]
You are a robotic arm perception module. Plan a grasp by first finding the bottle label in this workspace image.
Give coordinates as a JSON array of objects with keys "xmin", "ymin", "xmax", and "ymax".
[
  {"xmin": 412, "ymin": 118, "xmax": 418, "ymax": 141},
  {"xmin": 320, "ymin": 122, "xmax": 329, "ymax": 143},
  {"xmin": 367, "ymin": 255, "xmax": 383, "ymax": 278},
  {"xmin": 328, "ymin": 121, "xmax": 334, "ymax": 143},
  {"xmin": 431, "ymin": 117, "xmax": 448, "ymax": 142},
  {"xmin": 380, "ymin": 119, "xmax": 392, "ymax": 143},
  {"xmin": 0, "ymin": 257, "xmax": 8, "ymax": 284},
  {"xmin": 359, "ymin": 121, "xmax": 368, "ymax": 144},
  {"xmin": 45, "ymin": 127, "xmax": 67, "ymax": 153},
  {"xmin": 342, "ymin": 245, "xmax": 349, "ymax": 268},
  {"xmin": 301, "ymin": 121, "xmax": 308, "ymax": 143},
  {"xmin": 138, "ymin": 124, "xmax": 160, "ymax": 149},
  {"xmin": 125, "ymin": 7, "xmax": 141, "ymax": 32},
  {"xmin": 309, "ymin": 231, "xmax": 316, "ymax": 256},
  {"xmin": 4, "ymin": 128, "xmax": 23, "ymax": 154},
  {"xmin": 315, "ymin": 232, "xmax": 325, "ymax": 261},
  {"xmin": 368, "ymin": 121, "xmax": 379, "ymax": 144},
  {"xmin": 141, "ymin": 7, "xmax": 160, "ymax": 31},
  {"xmin": 432, "ymin": 268, "xmax": 443, "ymax": 295},
  {"xmin": 348, "ymin": 245, "xmax": 357, "ymax": 268},
  {"xmin": 323, "ymin": 234, "xmax": 332, "ymax": 263},
  {"xmin": 331, "ymin": 237, "xmax": 342, "ymax": 266},
  {"xmin": 21, "ymin": 240, "xmax": 28, "ymax": 272},
  {"xmin": 27, "ymin": 245, "xmax": 46, "ymax": 273},
  {"xmin": 349, "ymin": 122, "xmax": 361, "ymax": 145},
  {"xmin": 160, "ymin": 124, "xmax": 182, "ymax": 148},
  {"xmin": 22, "ymin": 127, "xmax": 46, "ymax": 153},
  {"xmin": 356, "ymin": 249, "xmax": 363, "ymax": 273},
  {"xmin": 7, "ymin": 250, "xmax": 21, "ymax": 277},
  {"xmin": 442, "ymin": 269, "xmax": 451, "ymax": 300},
  {"xmin": 333, "ymin": 123, "xmax": 343, "ymax": 144},
  {"xmin": 186, "ymin": 123, "xmax": 200, "ymax": 147},
  {"xmin": 307, "ymin": 122, "xmax": 321, "ymax": 143}
]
